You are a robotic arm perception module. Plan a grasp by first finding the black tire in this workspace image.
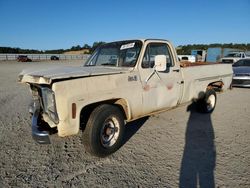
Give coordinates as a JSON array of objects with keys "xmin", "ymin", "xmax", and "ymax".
[
  {"xmin": 82, "ymin": 104, "xmax": 125, "ymax": 157},
  {"xmin": 197, "ymin": 89, "xmax": 217, "ymax": 113}
]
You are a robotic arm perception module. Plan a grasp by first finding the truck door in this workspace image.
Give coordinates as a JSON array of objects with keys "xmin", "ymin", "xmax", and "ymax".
[{"xmin": 139, "ymin": 41, "xmax": 183, "ymax": 114}]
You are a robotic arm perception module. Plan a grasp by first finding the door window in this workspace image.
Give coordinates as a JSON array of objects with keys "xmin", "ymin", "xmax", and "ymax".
[{"xmin": 142, "ymin": 43, "xmax": 173, "ymax": 69}]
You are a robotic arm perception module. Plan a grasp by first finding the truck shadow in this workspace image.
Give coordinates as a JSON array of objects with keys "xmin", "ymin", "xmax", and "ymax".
[
  {"xmin": 179, "ymin": 102, "xmax": 216, "ymax": 188},
  {"xmin": 121, "ymin": 117, "xmax": 149, "ymax": 147}
]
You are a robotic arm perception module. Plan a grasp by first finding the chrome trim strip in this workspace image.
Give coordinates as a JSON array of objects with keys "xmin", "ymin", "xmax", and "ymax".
[{"xmin": 197, "ymin": 73, "xmax": 232, "ymax": 82}]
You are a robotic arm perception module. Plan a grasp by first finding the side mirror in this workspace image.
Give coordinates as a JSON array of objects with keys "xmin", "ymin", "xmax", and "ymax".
[{"xmin": 155, "ymin": 55, "xmax": 166, "ymax": 72}]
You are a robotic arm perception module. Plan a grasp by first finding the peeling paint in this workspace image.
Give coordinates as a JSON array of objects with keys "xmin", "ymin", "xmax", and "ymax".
[
  {"xmin": 166, "ymin": 83, "xmax": 173, "ymax": 90},
  {"xmin": 143, "ymin": 84, "xmax": 151, "ymax": 91}
]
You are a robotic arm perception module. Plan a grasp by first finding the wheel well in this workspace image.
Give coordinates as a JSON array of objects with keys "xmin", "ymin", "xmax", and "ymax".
[
  {"xmin": 79, "ymin": 99, "xmax": 129, "ymax": 131},
  {"xmin": 207, "ymin": 81, "xmax": 224, "ymax": 92}
]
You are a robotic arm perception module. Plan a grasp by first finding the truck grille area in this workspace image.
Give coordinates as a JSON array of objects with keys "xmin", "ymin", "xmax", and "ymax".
[
  {"xmin": 222, "ymin": 59, "xmax": 234, "ymax": 64},
  {"xmin": 232, "ymin": 79, "xmax": 250, "ymax": 85},
  {"xmin": 30, "ymin": 85, "xmax": 59, "ymax": 124},
  {"xmin": 234, "ymin": 73, "xmax": 250, "ymax": 77}
]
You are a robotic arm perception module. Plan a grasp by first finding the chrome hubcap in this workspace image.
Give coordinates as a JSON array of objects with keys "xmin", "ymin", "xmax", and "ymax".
[
  {"xmin": 100, "ymin": 117, "xmax": 120, "ymax": 147},
  {"xmin": 207, "ymin": 95, "xmax": 216, "ymax": 111}
]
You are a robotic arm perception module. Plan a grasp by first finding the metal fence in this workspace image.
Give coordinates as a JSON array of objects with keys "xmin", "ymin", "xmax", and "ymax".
[{"xmin": 0, "ymin": 53, "xmax": 90, "ymax": 61}]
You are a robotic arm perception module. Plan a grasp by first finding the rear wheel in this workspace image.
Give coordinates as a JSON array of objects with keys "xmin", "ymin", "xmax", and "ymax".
[
  {"xmin": 197, "ymin": 89, "xmax": 217, "ymax": 113},
  {"xmin": 82, "ymin": 104, "xmax": 125, "ymax": 157}
]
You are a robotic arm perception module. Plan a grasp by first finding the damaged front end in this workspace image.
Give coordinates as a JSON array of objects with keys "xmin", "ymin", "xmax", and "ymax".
[{"xmin": 29, "ymin": 85, "xmax": 59, "ymax": 144}]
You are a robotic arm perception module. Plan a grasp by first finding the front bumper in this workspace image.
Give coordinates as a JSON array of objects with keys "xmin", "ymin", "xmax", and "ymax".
[
  {"xmin": 232, "ymin": 76, "xmax": 250, "ymax": 87},
  {"xmin": 30, "ymin": 100, "xmax": 50, "ymax": 144}
]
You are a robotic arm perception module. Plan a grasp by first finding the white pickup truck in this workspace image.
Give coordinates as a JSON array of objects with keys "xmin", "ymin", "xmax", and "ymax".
[
  {"xmin": 177, "ymin": 55, "xmax": 196, "ymax": 63},
  {"xmin": 221, "ymin": 51, "xmax": 248, "ymax": 64},
  {"xmin": 19, "ymin": 39, "xmax": 233, "ymax": 157}
]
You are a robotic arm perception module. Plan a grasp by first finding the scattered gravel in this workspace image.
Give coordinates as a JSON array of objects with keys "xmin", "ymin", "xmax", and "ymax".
[{"xmin": 0, "ymin": 61, "xmax": 249, "ymax": 187}]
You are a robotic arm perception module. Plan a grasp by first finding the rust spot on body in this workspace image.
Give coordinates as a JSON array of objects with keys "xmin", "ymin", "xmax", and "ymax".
[
  {"xmin": 143, "ymin": 84, "xmax": 150, "ymax": 91},
  {"xmin": 166, "ymin": 84, "xmax": 173, "ymax": 90}
]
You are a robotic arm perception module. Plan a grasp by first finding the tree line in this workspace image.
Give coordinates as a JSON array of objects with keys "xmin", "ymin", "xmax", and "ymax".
[
  {"xmin": 1, "ymin": 42, "xmax": 250, "ymax": 55},
  {"xmin": 0, "ymin": 41, "xmax": 106, "ymax": 54},
  {"xmin": 177, "ymin": 43, "xmax": 250, "ymax": 55}
]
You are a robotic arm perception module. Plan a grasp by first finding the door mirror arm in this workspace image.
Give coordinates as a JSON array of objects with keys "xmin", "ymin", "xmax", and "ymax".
[
  {"xmin": 145, "ymin": 65, "xmax": 164, "ymax": 84},
  {"xmin": 144, "ymin": 55, "xmax": 166, "ymax": 84}
]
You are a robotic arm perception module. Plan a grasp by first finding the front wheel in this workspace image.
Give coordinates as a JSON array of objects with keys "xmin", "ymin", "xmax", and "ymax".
[
  {"xmin": 197, "ymin": 89, "xmax": 217, "ymax": 113},
  {"xmin": 82, "ymin": 104, "xmax": 125, "ymax": 157}
]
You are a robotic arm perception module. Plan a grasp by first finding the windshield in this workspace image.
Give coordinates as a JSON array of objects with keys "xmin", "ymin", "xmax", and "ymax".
[
  {"xmin": 225, "ymin": 53, "xmax": 241, "ymax": 57},
  {"xmin": 233, "ymin": 59, "xmax": 250, "ymax": 67},
  {"xmin": 85, "ymin": 40, "xmax": 142, "ymax": 67}
]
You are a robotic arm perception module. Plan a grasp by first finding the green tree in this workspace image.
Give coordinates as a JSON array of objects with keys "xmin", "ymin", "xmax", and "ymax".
[
  {"xmin": 70, "ymin": 45, "xmax": 81, "ymax": 51},
  {"xmin": 91, "ymin": 41, "xmax": 106, "ymax": 52},
  {"xmin": 83, "ymin": 44, "xmax": 91, "ymax": 49},
  {"xmin": 176, "ymin": 43, "xmax": 250, "ymax": 55}
]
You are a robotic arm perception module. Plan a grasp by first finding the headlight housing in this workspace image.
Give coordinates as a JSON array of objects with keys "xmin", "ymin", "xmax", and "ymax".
[{"xmin": 41, "ymin": 87, "xmax": 59, "ymax": 124}]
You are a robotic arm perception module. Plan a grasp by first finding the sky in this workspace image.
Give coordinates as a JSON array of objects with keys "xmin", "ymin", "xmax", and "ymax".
[{"xmin": 0, "ymin": 0, "xmax": 250, "ymax": 50}]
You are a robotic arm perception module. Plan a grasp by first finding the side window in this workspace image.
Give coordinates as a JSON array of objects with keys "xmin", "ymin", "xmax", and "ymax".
[{"xmin": 142, "ymin": 43, "xmax": 173, "ymax": 69}]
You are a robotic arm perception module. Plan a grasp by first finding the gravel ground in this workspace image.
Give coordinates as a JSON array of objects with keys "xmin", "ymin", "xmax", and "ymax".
[{"xmin": 0, "ymin": 61, "xmax": 249, "ymax": 187}]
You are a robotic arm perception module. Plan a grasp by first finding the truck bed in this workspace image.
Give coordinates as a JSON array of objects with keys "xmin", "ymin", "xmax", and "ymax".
[
  {"xmin": 180, "ymin": 63, "xmax": 233, "ymax": 103},
  {"xmin": 180, "ymin": 61, "xmax": 221, "ymax": 67}
]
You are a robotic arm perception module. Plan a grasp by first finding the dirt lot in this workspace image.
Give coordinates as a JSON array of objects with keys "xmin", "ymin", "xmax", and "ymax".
[{"xmin": 0, "ymin": 61, "xmax": 249, "ymax": 187}]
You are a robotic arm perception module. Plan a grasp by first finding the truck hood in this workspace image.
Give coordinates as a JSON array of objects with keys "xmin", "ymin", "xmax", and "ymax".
[
  {"xmin": 19, "ymin": 66, "xmax": 131, "ymax": 84},
  {"xmin": 221, "ymin": 57, "xmax": 240, "ymax": 61},
  {"xmin": 222, "ymin": 57, "xmax": 236, "ymax": 59}
]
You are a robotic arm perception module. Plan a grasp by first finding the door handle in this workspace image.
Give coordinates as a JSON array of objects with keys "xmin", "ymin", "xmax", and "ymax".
[{"xmin": 173, "ymin": 69, "xmax": 180, "ymax": 72}]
